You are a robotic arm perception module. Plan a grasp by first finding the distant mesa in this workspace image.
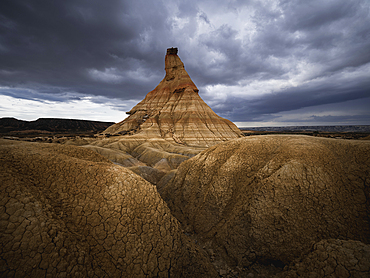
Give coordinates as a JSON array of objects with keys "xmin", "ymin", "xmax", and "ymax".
[
  {"xmin": 0, "ymin": 117, "xmax": 114, "ymax": 136},
  {"xmin": 103, "ymin": 48, "xmax": 242, "ymax": 147}
]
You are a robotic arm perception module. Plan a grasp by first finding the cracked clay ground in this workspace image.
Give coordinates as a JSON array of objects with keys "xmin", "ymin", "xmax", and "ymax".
[
  {"xmin": 0, "ymin": 139, "xmax": 216, "ymax": 277},
  {"xmin": 1, "ymin": 135, "xmax": 370, "ymax": 277}
]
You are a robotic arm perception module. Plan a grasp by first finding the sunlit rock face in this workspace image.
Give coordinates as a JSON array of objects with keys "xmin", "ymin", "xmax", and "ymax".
[
  {"xmin": 104, "ymin": 48, "xmax": 242, "ymax": 147},
  {"xmin": 159, "ymin": 135, "xmax": 370, "ymax": 270},
  {"xmin": 0, "ymin": 139, "xmax": 217, "ymax": 277}
]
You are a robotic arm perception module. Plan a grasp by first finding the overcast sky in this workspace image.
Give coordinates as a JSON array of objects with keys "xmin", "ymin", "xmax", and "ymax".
[{"xmin": 1, "ymin": 0, "xmax": 369, "ymax": 126}]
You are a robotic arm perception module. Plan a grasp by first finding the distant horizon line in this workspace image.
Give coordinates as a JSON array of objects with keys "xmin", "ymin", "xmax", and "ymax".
[{"xmin": 2, "ymin": 116, "xmax": 370, "ymax": 128}]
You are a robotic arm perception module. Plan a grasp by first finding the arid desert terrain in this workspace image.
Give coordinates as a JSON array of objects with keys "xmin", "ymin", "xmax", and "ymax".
[{"xmin": 1, "ymin": 49, "xmax": 369, "ymax": 277}]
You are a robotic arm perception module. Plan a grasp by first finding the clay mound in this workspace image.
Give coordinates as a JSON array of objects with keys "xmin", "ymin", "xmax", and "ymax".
[
  {"xmin": 103, "ymin": 48, "xmax": 242, "ymax": 147},
  {"xmin": 83, "ymin": 144, "xmax": 145, "ymax": 167},
  {"xmin": 276, "ymin": 239, "xmax": 370, "ymax": 277},
  {"xmin": 84, "ymin": 136, "xmax": 206, "ymax": 184},
  {"xmin": 159, "ymin": 135, "xmax": 370, "ymax": 268},
  {"xmin": 0, "ymin": 139, "xmax": 217, "ymax": 277}
]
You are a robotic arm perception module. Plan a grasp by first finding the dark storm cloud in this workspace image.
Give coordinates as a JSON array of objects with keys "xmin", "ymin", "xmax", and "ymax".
[
  {"xmin": 1, "ymin": 0, "xmax": 370, "ymax": 124},
  {"xmin": 0, "ymin": 0, "xmax": 169, "ymax": 100},
  {"xmin": 191, "ymin": 0, "xmax": 370, "ymax": 85},
  {"xmin": 216, "ymin": 72, "xmax": 370, "ymax": 122},
  {"xmin": 0, "ymin": 86, "xmax": 83, "ymax": 103}
]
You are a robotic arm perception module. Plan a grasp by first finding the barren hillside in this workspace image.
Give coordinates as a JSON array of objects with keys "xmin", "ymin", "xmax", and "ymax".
[
  {"xmin": 0, "ymin": 139, "xmax": 217, "ymax": 277},
  {"xmin": 159, "ymin": 135, "xmax": 370, "ymax": 277}
]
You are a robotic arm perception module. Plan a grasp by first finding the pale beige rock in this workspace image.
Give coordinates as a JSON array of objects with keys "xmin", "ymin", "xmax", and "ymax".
[
  {"xmin": 83, "ymin": 144, "xmax": 145, "ymax": 167},
  {"xmin": 159, "ymin": 135, "xmax": 370, "ymax": 268},
  {"xmin": 83, "ymin": 136, "xmax": 206, "ymax": 184},
  {"xmin": 127, "ymin": 165, "xmax": 166, "ymax": 185},
  {"xmin": 0, "ymin": 139, "xmax": 217, "ymax": 277},
  {"xmin": 103, "ymin": 48, "xmax": 242, "ymax": 147}
]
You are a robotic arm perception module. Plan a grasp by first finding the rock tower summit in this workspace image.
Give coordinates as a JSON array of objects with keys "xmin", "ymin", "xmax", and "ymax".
[
  {"xmin": 104, "ymin": 48, "xmax": 243, "ymax": 147},
  {"xmin": 166, "ymin": 47, "xmax": 178, "ymax": 55}
]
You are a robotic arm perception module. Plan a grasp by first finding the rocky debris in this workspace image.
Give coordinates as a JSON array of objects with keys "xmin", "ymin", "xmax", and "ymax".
[
  {"xmin": 276, "ymin": 239, "xmax": 370, "ymax": 277},
  {"xmin": 0, "ymin": 139, "xmax": 217, "ymax": 277},
  {"xmin": 103, "ymin": 48, "xmax": 242, "ymax": 147},
  {"xmin": 159, "ymin": 135, "xmax": 370, "ymax": 272}
]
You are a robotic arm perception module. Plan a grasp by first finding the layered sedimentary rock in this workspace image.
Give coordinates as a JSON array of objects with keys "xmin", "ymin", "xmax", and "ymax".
[
  {"xmin": 0, "ymin": 139, "xmax": 217, "ymax": 277},
  {"xmin": 159, "ymin": 135, "xmax": 370, "ymax": 272},
  {"xmin": 104, "ymin": 48, "xmax": 242, "ymax": 147},
  {"xmin": 74, "ymin": 48, "xmax": 243, "ymax": 185}
]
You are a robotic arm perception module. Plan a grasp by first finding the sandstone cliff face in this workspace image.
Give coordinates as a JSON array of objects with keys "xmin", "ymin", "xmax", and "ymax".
[
  {"xmin": 104, "ymin": 48, "xmax": 242, "ymax": 147},
  {"xmin": 0, "ymin": 139, "xmax": 217, "ymax": 277},
  {"xmin": 159, "ymin": 135, "xmax": 370, "ymax": 272}
]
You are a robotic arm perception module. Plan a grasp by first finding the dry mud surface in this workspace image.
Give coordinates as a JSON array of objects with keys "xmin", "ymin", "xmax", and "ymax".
[
  {"xmin": 160, "ymin": 135, "xmax": 370, "ymax": 277},
  {"xmin": 0, "ymin": 139, "xmax": 217, "ymax": 277},
  {"xmin": 276, "ymin": 239, "xmax": 370, "ymax": 277},
  {"xmin": 1, "ymin": 135, "xmax": 370, "ymax": 277}
]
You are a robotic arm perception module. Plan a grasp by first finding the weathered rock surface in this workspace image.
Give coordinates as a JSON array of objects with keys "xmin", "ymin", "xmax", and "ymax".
[
  {"xmin": 276, "ymin": 239, "xmax": 370, "ymax": 277},
  {"xmin": 159, "ymin": 135, "xmax": 370, "ymax": 269},
  {"xmin": 128, "ymin": 166, "xmax": 167, "ymax": 185},
  {"xmin": 83, "ymin": 144, "xmax": 146, "ymax": 167},
  {"xmin": 84, "ymin": 136, "xmax": 206, "ymax": 184},
  {"xmin": 0, "ymin": 139, "xmax": 217, "ymax": 277},
  {"xmin": 103, "ymin": 48, "xmax": 242, "ymax": 147}
]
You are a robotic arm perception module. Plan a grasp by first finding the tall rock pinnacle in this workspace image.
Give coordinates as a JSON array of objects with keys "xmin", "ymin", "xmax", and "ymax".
[{"xmin": 104, "ymin": 48, "xmax": 243, "ymax": 147}]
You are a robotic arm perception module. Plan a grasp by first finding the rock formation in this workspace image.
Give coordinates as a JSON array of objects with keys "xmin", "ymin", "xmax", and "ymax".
[
  {"xmin": 103, "ymin": 48, "xmax": 242, "ymax": 147},
  {"xmin": 0, "ymin": 139, "xmax": 217, "ymax": 277},
  {"xmin": 82, "ymin": 48, "xmax": 243, "ymax": 184},
  {"xmin": 159, "ymin": 135, "xmax": 370, "ymax": 274}
]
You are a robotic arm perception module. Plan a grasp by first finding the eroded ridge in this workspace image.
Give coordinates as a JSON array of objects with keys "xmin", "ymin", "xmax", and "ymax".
[
  {"xmin": 0, "ymin": 139, "xmax": 217, "ymax": 277},
  {"xmin": 159, "ymin": 135, "xmax": 370, "ymax": 274}
]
